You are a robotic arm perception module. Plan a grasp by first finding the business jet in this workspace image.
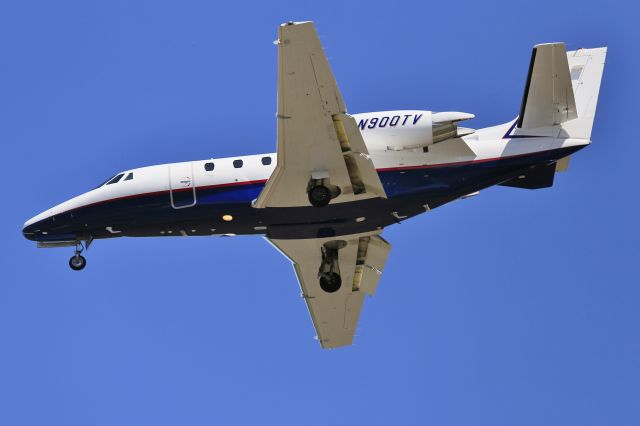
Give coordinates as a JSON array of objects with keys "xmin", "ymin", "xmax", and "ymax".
[{"xmin": 23, "ymin": 22, "xmax": 606, "ymax": 348}]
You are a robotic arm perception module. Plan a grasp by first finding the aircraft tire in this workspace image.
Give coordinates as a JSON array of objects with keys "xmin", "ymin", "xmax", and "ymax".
[
  {"xmin": 308, "ymin": 185, "xmax": 331, "ymax": 207},
  {"xmin": 319, "ymin": 272, "xmax": 341, "ymax": 293},
  {"xmin": 69, "ymin": 254, "xmax": 86, "ymax": 271}
]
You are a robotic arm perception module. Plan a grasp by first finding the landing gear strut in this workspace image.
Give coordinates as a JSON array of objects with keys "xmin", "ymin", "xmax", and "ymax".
[
  {"xmin": 318, "ymin": 240, "xmax": 346, "ymax": 293},
  {"xmin": 69, "ymin": 240, "xmax": 88, "ymax": 271}
]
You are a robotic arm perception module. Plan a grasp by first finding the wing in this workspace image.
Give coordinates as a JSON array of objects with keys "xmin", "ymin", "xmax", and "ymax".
[
  {"xmin": 268, "ymin": 231, "xmax": 391, "ymax": 348},
  {"xmin": 254, "ymin": 22, "xmax": 386, "ymax": 209}
]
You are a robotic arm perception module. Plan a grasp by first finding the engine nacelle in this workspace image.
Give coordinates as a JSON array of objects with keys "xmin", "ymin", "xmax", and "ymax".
[{"xmin": 352, "ymin": 110, "xmax": 475, "ymax": 151}]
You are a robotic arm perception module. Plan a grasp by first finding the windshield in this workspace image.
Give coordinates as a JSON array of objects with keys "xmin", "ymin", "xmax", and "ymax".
[
  {"xmin": 95, "ymin": 172, "xmax": 126, "ymax": 188},
  {"xmin": 106, "ymin": 174, "xmax": 125, "ymax": 185},
  {"xmin": 95, "ymin": 174, "xmax": 117, "ymax": 189}
]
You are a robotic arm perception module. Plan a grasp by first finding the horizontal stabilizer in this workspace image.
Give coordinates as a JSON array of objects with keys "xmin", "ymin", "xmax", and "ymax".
[{"xmin": 518, "ymin": 43, "xmax": 577, "ymax": 129}]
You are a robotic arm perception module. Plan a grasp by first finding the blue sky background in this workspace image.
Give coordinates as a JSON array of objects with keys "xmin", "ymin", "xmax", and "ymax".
[{"xmin": 1, "ymin": 1, "xmax": 638, "ymax": 425}]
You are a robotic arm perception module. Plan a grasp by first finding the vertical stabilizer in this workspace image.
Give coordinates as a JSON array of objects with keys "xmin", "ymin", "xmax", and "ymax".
[{"xmin": 517, "ymin": 43, "xmax": 577, "ymax": 130}]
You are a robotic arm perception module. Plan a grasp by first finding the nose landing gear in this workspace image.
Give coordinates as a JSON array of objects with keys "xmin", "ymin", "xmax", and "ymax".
[
  {"xmin": 68, "ymin": 239, "xmax": 90, "ymax": 271},
  {"xmin": 69, "ymin": 253, "xmax": 86, "ymax": 271}
]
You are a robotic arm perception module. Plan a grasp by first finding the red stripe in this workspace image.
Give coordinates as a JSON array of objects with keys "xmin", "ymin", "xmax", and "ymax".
[{"xmin": 195, "ymin": 179, "xmax": 268, "ymax": 191}]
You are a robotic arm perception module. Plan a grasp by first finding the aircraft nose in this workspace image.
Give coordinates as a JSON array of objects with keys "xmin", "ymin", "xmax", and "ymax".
[
  {"xmin": 23, "ymin": 191, "xmax": 96, "ymax": 242},
  {"xmin": 22, "ymin": 210, "xmax": 55, "ymax": 241},
  {"xmin": 23, "ymin": 215, "xmax": 45, "ymax": 241},
  {"xmin": 22, "ymin": 221, "xmax": 39, "ymax": 241}
]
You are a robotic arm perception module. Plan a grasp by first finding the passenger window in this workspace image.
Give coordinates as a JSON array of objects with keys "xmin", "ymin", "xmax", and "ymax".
[
  {"xmin": 261, "ymin": 156, "xmax": 272, "ymax": 166},
  {"xmin": 204, "ymin": 162, "xmax": 215, "ymax": 172},
  {"xmin": 124, "ymin": 173, "xmax": 133, "ymax": 181},
  {"xmin": 107, "ymin": 173, "xmax": 125, "ymax": 185},
  {"xmin": 233, "ymin": 159, "xmax": 243, "ymax": 168}
]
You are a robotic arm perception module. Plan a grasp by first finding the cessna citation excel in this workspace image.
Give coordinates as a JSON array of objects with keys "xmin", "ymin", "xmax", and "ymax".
[{"xmin": 23, "ymin": 22, "xmax": 606, "ymax": 348}]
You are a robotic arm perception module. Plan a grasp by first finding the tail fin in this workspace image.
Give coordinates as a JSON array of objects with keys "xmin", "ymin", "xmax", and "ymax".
[
  {"xmin": 516, "ymin": 43, "xmax": 606, "ymax": 139},
  {"xmin": 518, "ymin": 43, "xmax": 577, "ymax": 129}
]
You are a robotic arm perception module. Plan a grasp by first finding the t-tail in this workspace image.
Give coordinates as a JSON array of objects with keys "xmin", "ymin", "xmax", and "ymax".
[{"xmin": 498, "ymin": 43, "xmax": 606, "ymax": 190}]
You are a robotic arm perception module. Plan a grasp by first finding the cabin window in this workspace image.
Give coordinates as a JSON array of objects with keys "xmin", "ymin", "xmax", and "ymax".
[
  {"xmin": 261, "ymin": 156, "xmax": 272, "ymax": 166},
  {"xmin": 233, "ymin": 159, "xmax": 243, "ymax": 168},
  {"xmin": 124, "ymin": 173, "xmax": 133, "ymax": 181},
  {"xmin": 204, "ymin": 162, "xmax": 215, "ymax": 172},
  {"xmin": 107, "ymin": 173, "xmax": 125, "ymax": 185}
]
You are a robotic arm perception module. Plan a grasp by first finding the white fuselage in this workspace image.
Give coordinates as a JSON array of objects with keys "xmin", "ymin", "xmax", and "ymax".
[{"xmin": 23, "ymin": 110, "xmax": 590, "ymax": 233}]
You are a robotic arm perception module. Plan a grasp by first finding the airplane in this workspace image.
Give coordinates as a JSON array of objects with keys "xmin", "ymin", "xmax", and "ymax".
[{"xmin": 22, "ymin": 22, "xmax": 606, "ymax": 348}]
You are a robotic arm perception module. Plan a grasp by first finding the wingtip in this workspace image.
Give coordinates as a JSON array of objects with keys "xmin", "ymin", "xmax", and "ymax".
[
  {"xmin": 280, "ymin": 20, "xmax": 313, "ymax": 27},
  {"xmin": 533, "ymin": 42, "xmax": 566, "ymax": 48}
]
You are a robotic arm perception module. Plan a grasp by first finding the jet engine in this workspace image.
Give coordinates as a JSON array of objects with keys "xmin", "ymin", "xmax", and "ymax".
[{"xmin": 353, "ymin": 110, "xmax": 475, "ymax": 151}]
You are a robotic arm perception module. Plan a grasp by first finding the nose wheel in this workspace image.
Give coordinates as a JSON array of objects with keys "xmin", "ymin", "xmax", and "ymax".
[
  {"xmin": 68, "ymin": 240, "xmax": 89, "ymax": 271},
  {"xmin": 69, "ymin": 254, "xmax": 86, "ymax": 271}
]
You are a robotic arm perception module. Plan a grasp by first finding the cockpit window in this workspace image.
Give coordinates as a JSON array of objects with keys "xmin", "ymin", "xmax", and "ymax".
[
  {"xmin": 95, "ymin": 175, "xmax": 117, "ymax": 189},
  {"xmin": 124, "ymin": 172, "xmax": 133, "ymax": 181},
  {"xmin": 106, "ymin": 173, "xmax": 125, "ymax": 185}
]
